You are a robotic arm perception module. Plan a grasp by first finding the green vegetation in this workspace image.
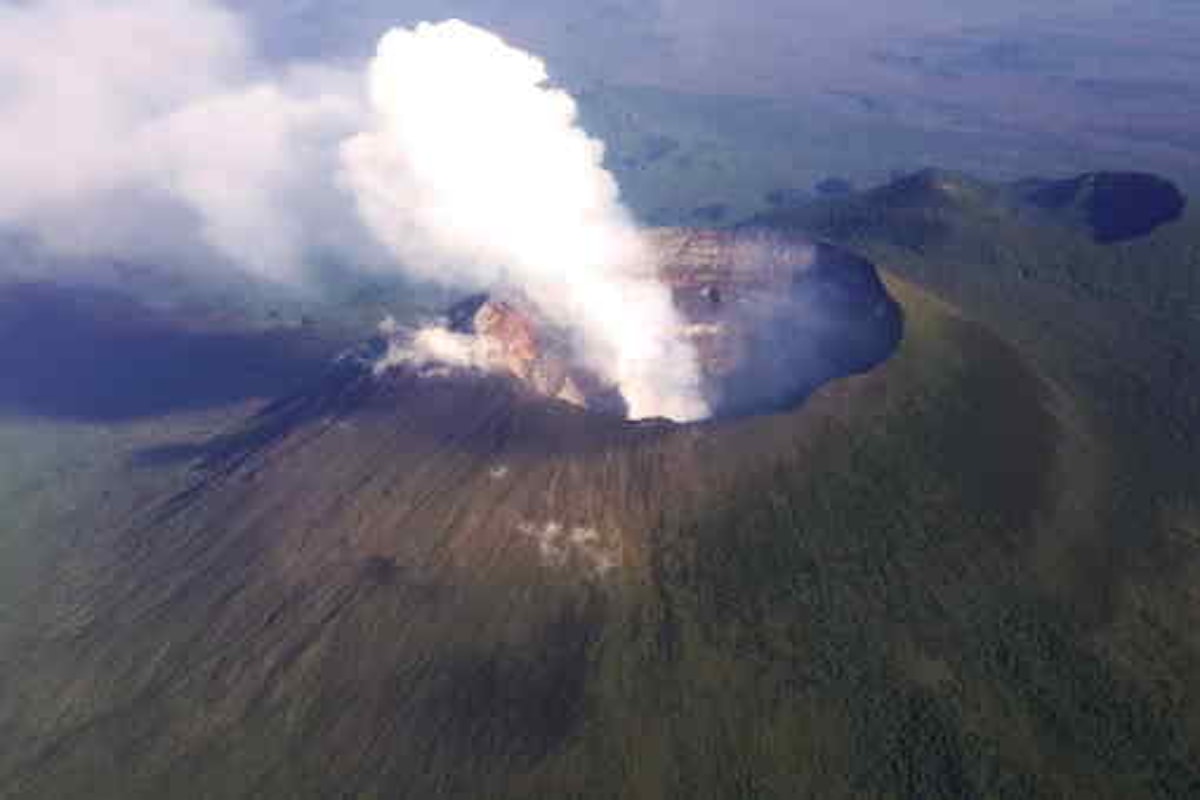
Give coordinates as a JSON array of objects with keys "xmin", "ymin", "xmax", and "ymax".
[
  {"xmin": 4, "ymin": 168, "xmax": 1200, "ymax": 798},
  {"xmin": 512, "ymin": 278, "xmax": 1200, "ymax": 800},
  {"xmin": 756, "ymin": 170, "xmax": 1200, "ymax": 529},
  {"xmin": 9, "ymin": 271, "xmax": 1197, "ymax": 799}
]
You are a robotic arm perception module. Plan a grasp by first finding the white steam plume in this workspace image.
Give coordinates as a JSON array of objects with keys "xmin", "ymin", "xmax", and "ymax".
[
  {"xmin": 340, "ymin": 20, "xmax": 708, "ymax": 422},
  {"xmin": 0, "ymin": 5, "xmax": 709, "ymax": 421}
]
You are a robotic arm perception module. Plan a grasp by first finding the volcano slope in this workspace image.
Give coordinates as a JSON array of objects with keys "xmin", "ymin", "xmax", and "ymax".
[
  {"xmin": 2, "ymin": 218, "xmax": 1199, "ymax": 800},
  {"xmin": 755, "ymin": 168, "xmax": 1200, "ymax": 544}
]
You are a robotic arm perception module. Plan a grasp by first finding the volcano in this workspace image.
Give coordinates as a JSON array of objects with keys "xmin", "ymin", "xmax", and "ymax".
[
  {"xmin": 12, "ymin": 206, "xmax": 1177, "ymax": 800},
  {"xmin": 5, "ymin": 174, "xmax": 1200, "ymax": 800},
  {"xmin": 0, "ymin": 226, "xmax": 922, "ymax": 798}
]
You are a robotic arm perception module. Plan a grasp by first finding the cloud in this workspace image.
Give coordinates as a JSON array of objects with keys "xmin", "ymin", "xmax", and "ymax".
[{"xmin": 0, "ymin": 0, "xmax": 370, "ymax": 280}]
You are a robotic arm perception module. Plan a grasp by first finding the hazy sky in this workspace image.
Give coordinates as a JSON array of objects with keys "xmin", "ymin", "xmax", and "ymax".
[{"xmin": 245, "ymin": 1, "xmax": 1200, "ymax": 91}]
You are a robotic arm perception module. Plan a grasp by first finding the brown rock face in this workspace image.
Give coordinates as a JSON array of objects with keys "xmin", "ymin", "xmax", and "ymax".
[
  {"xmin": 455, "ymin": 226, "xmax": 902, "ymax": 420},
  {"xmin": 464, "ymin": 297, "xmax": 626, "ymax": 415},
  {"xmin": 472, "ymin": 299, "xmax": 555, "ymax": 388}
]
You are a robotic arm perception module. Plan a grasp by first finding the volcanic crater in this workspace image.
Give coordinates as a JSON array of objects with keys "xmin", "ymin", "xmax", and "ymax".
[{"xmin": 372, "ymin": 225, "xmax": 903, "ymax": 425}]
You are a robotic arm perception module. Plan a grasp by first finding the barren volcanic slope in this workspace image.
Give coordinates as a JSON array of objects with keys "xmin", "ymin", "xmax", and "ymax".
[{"xmin": 2, "ymin": 221, "xmax": 1198, "ymax": 799}]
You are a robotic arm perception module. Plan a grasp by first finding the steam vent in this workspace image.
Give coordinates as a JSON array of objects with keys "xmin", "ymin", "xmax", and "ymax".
[{"xmin": 431, "ymin": 226, "xmax": 903, "ymax": 421}]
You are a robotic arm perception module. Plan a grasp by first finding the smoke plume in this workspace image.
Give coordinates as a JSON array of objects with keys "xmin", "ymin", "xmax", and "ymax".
[
  {"xmin": 341, "ymin": 21, "xmax": 707, "ymax": 421},
  {"xmin": 0, "ymin": 0, "xmax": 371, "ymax": 280},
  {"xmin": 0, "ymin": 4, "xmax": 708, "ymax": 421}
]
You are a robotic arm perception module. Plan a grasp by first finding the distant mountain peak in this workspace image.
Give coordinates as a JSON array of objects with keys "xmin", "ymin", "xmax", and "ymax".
[{"xmin": 1014, "ymin": 171, "xmax": 1187, "ymax": 242}]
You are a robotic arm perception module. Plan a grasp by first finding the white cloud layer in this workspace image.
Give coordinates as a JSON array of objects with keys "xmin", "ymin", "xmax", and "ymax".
[{"xmin": 0, "ymin": 0, "xmax": 367, "ymax": 279}]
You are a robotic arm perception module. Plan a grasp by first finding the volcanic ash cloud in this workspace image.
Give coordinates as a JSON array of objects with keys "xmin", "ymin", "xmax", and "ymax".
[{"xmin": 340, "ymin": 20, "xmax": 709, "ymax": 422}]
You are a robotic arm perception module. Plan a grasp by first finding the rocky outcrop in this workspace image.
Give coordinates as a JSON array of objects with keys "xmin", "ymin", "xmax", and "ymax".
[{"xmin": 448, "ymin": 295, "xmax": 627, "ymax": 415}]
